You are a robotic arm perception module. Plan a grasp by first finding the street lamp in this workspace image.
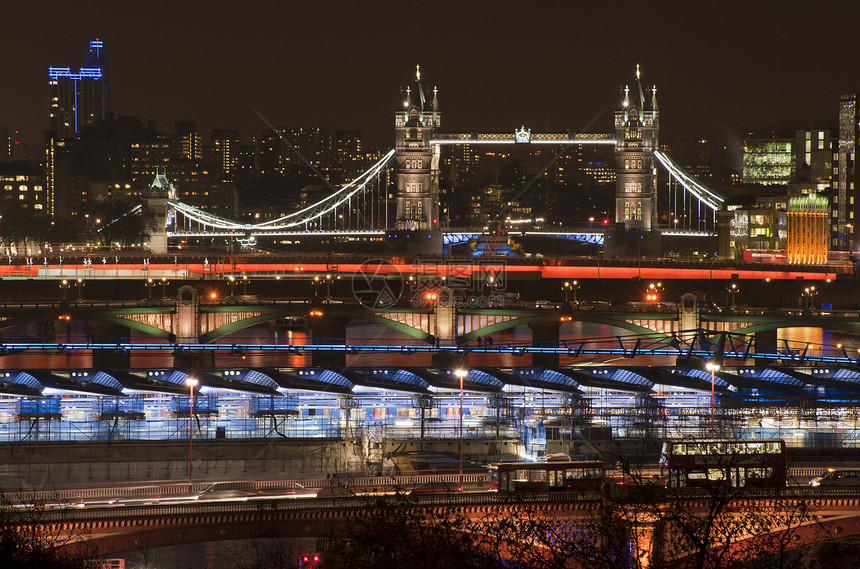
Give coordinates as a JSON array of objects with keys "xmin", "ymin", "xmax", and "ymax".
[
  {"xmin": 59, "ymin": 279, "xmax": 71, "ymax": 300},
  {"xmin": 801, "ymin": 285, "xmax": 818, "ymax": 310},
  {"xmin": 562, "ymin": 281, "xmax": 579, "ymax": 304},
  {"xmin": 227, "ymin": 275, "xmax": 238, "ymax": 299},
  {"xmin": 706, "ymin": 362, "xmax": 720, "ymax": 436},
  {"xmin": 323, "ymin": 273, "xmax": 334, "ymax": 300},
  {"xmin": 72, "ymin": 278, "xmax": 85, "ymax": 301},
  {"xmin": 144, "ymin": 278, "xmax": 157, "ymax": 299},
  {"xmin": 726, "ymin": 283, "xmax": 739, "ymax": 310},
  {"xmin": 645, "ymin": 282, "xmax": 663, "ymax": 303},
  {"xmin": 454, "ymin": 368, "xmax": 468, "ymax": 487},
  {"xmin": 185, "ymin": 377, "xmax": 199, "ymax": 484}
]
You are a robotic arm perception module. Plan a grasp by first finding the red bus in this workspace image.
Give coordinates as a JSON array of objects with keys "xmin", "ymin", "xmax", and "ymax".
[
  {"xmin": 743, "ymin": 249, "xmax": 787, "ymax": 263},
  {"xmin": 659, "ymin": 439, "xmax": 787, "ymax": 489},
  {"xmin": 488, "ymin": 459, "xmax": 605, "ymax": 492}
]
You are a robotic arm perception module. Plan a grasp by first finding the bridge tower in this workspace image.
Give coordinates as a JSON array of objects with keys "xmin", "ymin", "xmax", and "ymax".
[
  {"xmin": 605, "ymin": 65, "xmax": 662, "ymax": 258},
  {"xmin": 386, "ymin": 65, "xmax": 442, "ymax": 254},
  {"xmin": 142, "ymin": 169, "xmax": 174, "ymax": 255}
]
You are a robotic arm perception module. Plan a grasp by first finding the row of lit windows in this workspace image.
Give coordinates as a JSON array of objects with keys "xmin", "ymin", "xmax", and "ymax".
[
  {"xmin": 3, "ymin": 184, "xmax": 43, "ymax": 192},
  {"xmin": 404, "ymin": 201, "xmax": 423, "ymax": 217},
  {"xmin": 623, "ymin": 201, "xmax": 643, "ymax": 221}
]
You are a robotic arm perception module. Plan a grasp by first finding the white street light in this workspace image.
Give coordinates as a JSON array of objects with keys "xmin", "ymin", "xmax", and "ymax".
[
  {"xmin": 185, "ymin": 377, "xmax": 199, "ymax": 484},
  {"xmin": 454, "ymin": 368, "xmax": 468, "ymax": 487},
  {"xmin": 706, "ymin": 362, "xmax": 720, "ymax": 435}
]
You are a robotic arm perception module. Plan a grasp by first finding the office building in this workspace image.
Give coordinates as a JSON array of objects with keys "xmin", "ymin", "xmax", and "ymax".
[
  {"xmin": 786, "ymin": 194, "xmax": 828, "ymax": 264},
  {"xmin": 167, "ymin": 160, "xmax": 236, "ymax": 218},
  {"xmin": 329, "ymin": 130, "xmax": 363, "ymax": 185},
  {"xmin": 742, "ymin": 139, "xmax": 794, "ymax": 185},
  {"xmin": 0, "ymin": 162, "xmax": 49, "ymax": 213},
  {"xmin": 175, "ymin": 122, "xmax": 203, "ymax": 161},
  {"xmin": 211, "ymin": 129, "xmax": 241, "ymax": 180},
  {"xmin": 48, "ymin": 39, "xmax": 111, "ymax": 141},
  {"xmin": 833, "ymin": 95, "xmax": 860, "ymax": 251}
]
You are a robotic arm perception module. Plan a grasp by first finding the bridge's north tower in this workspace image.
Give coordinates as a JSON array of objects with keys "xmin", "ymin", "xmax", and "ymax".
[
  {"xmin": 387, "ymin": 65, "xmax": 442, "ymax": 253},
  {"xmin": 606, "ymin": 66, "xmax": 662, "ymax": 257}
]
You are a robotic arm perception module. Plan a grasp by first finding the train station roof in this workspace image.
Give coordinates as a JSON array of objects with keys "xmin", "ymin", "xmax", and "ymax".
[{"xmin": 0, "ymin": 365, "xmax": 856, "ymax": 400}]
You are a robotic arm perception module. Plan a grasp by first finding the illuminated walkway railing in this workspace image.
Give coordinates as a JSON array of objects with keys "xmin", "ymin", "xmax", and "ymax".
[{"xmin": 2, "ymin": 331, "xmax": 857, "ymax": 365}]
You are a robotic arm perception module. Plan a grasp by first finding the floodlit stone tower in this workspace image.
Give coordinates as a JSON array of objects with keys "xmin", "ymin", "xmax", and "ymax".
[
  {"xmin": 387, "ymin": 65, "xmax": 442, "ymax": 254},
  {"xmin": 605, "ymin": 65, "xmax": 662, "ymax": 258}
]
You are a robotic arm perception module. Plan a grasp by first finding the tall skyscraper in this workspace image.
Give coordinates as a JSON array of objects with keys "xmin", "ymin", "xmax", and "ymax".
[
  {"xmin": 212, "ymin": 129, "xmax": 241, "ymax": 180},
  {"xmin": 833, "ymin": 94, "xmax": 859, "ymax": 251},
  {"xmin": 175, "ymin": 121, "xmax": 203, "ymax": 161},
  {"xmin": 48, "ymin": 39, "xmax": 111, "ymax": 140}
]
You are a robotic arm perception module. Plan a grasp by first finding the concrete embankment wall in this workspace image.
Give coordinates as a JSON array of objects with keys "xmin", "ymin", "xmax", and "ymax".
[{"xmin": 0, "ymin": 439, "xmax": 368, "ymax": 491}]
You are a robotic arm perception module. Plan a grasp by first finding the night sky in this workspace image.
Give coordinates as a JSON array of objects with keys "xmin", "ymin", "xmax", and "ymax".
[{"xmin": 3, "ymin": 1, "xmax": 859, "ymax": 151}]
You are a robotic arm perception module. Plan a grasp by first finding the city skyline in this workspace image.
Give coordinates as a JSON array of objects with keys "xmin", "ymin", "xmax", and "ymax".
[{"xmin": 2, "ymin": 1, "xmax": 859, "ymax": 152}]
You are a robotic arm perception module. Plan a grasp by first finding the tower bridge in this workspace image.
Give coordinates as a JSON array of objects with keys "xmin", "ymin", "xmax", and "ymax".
[{"xmin": 151, "ymin": 65, "xmax": 724, "ymax": 257}]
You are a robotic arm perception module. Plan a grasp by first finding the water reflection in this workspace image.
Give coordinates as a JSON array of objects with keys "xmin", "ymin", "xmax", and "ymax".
[{"xmin": 1, "ymin": 319, "xmax": 857, "ymax": 372}]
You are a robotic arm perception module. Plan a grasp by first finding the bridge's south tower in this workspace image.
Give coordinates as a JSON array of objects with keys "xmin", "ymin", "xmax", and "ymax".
[
  {"xmin": 387, "ymin": 65, "xmax": 442, "ymax": 254},
  {"xmin": 606, "ymin": 65, "xmax": 662, "ymax": 257}
]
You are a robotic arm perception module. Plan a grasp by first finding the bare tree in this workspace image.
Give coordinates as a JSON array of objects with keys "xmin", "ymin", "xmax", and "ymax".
[
  {"xmin": 0, "ymin": 492, "xmax": 97, "ymax": 569},
  {"xmin": 325, "ymin": 493, "xmax": 502, "ymax": 569}
]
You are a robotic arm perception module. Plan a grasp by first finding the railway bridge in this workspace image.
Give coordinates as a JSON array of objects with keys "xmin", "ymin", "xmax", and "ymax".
[
  {"xmin": 21, "ymin": 487, "xmax": 860, "ymax": 568},
  {"xmin": 1, "ymin": 289, "xmax": 859, "ymax": 367}
]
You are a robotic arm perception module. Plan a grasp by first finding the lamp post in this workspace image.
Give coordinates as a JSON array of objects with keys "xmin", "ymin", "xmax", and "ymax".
[
  {"xmin": 226, "ymin": 275, "xmax": 238, "ymax": 299},
  {"xmin": 706, "ymin": 362, "xmax": 720, "ymax": 436},
  {"xmin": 646, "ymin": 282, "xmax": 663, "ymax": 304},
  {"xmin": 562, "ymin": 281, "xmax": 579, "ymax": 304},
  {"xmin": 726, "ymin": 283, "xmax": 739, "ymax": 311},
  {"xmin": 185, "ymin": 377, "xmax": 198, "ymax": 484},
  {"xmin": 323, "ymin": 273, "xmax": 334, "ymax": 300},
  {"xmin": 454, "ymin": 368, "xmax": 468, "ymax": 487},
  {"xmin": 59, "ymin": 279, "xmax": 71, "ymax": 300},
  {"xmin": 144, "ymin": 278, "xmax": 157, "ymax": 299},
  {"xmin": 801, "ymin": 285, "xmax": 818, "ymax": 310}
]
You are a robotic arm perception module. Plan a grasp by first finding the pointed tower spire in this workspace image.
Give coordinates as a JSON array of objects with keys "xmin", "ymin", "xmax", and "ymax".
[
  {"xmin": 623, "ymin": 85, "xmax": 630, "ymax": 108},
  {"xmin": 416, "ymin": 64, "xmax": 421, "ymax": 81},
  {"xmin": 651, "ymin": 85, "xmax": 658, "ymax": 111},
  {"xmin": 634, "ymin": 64, "xmax": 645, "ymax": 110},
  {"xmin": 432, "ymin": 86, "xmax": 439, "ymax": 111}
]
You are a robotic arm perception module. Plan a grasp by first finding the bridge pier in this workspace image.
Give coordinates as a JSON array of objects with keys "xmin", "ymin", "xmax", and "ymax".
[
  {"xmin": 528, "ymin": 321, "xmax": 560, "ymax": 367},
  {"xmin": 173, "ymin": 350, "xmax": 216, "ymax": 370},
  {"xmin": 755, "ymin": 328, "xmax": 778, "ymax": 356},
  {"xmin": 620, "ymin": 506, "xmax": 664, "ymax": 569},
  {"xmin": 89, "ymin": 322, "xmax": 131, "ymax": 369},
  {"xmin": 309, "ymin": 314, "xmax": 349, "ymax": 367},
  {"xmin": 431, "ymin": 289, "xmax": 468, "ymax": 368}
]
